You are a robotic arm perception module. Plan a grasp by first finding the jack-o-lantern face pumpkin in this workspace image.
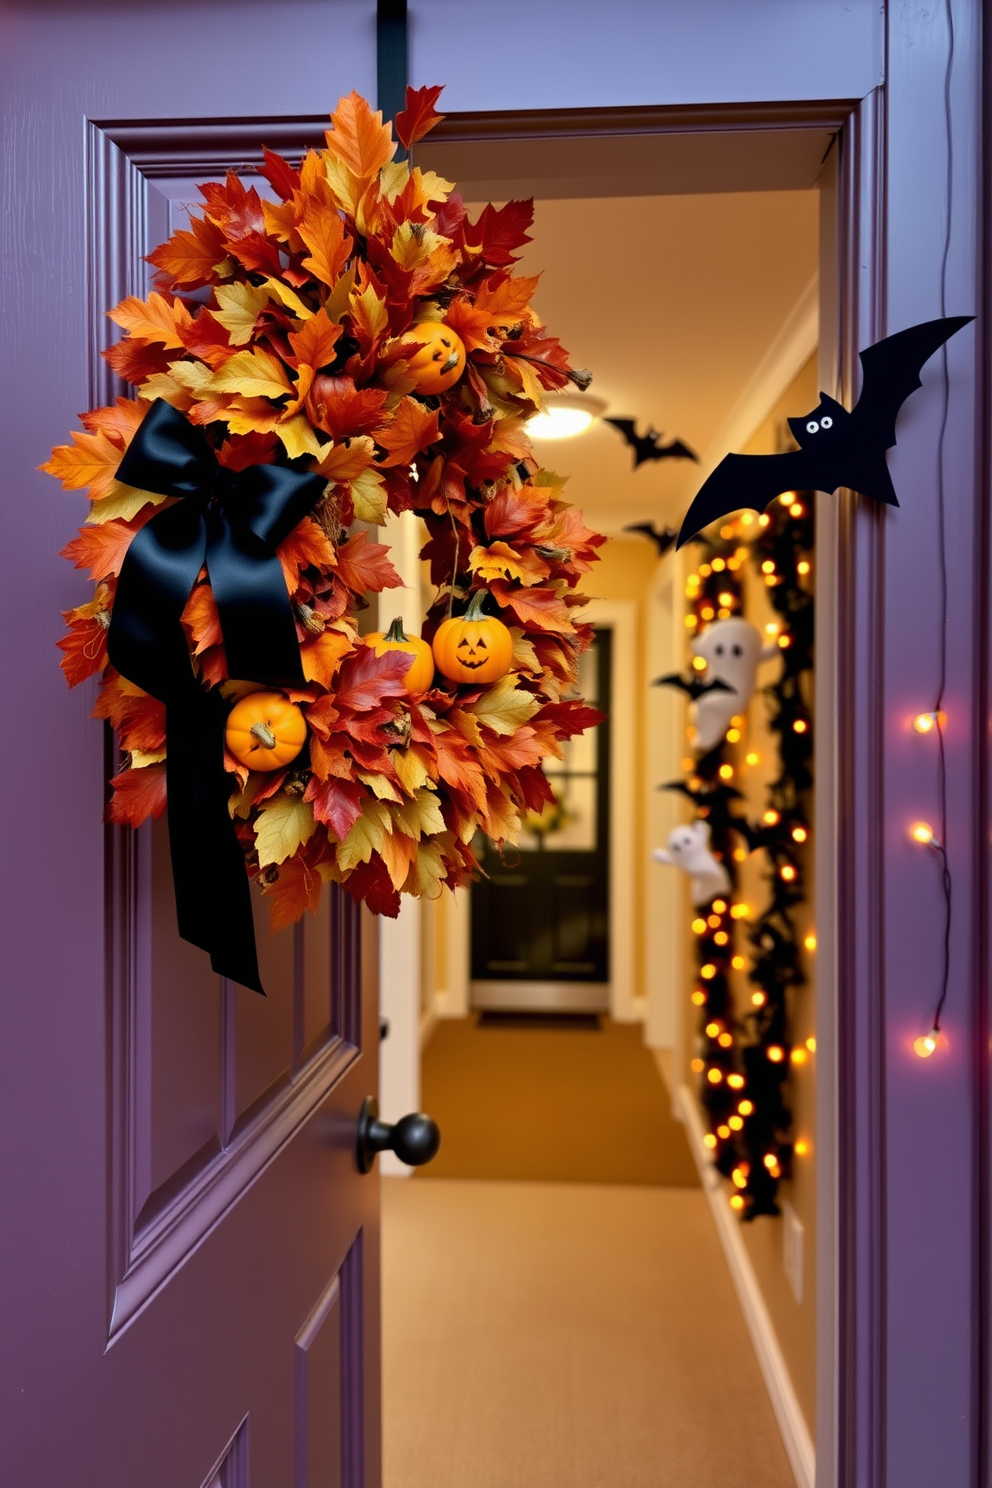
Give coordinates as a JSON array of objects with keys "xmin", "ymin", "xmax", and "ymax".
[
  {"xmin": 432, "ymin": 591, "xmax": 514, "ymax": 685},
  {"xmin": 397, "ymin": 321, "xmax": 467, "ymax": 396}
]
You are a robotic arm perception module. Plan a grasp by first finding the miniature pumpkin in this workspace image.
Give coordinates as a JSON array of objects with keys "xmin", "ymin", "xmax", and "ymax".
[
  {"xmin": 366, "ymin": 617, "xmax": 435, "ymax": 693},
  {"xmin": 225, "ymin": 690, "xmax": 307, "ymax": 771},
  {"xmin": 432, "ymin": 591, "xmax": 514, "ymax": 685},
  {"xmin": 397, "ymin": 321, "xmax": 467, "ymax": 395}
]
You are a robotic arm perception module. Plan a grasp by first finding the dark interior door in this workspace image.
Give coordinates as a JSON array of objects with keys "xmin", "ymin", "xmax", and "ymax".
[
  {"xmin": 470, "ymin": 630, "xmax": 611, "ymax": 1009},
  {"xmin": 0, "ymin": 9, "xmax": 382, "ymax": 1485}
]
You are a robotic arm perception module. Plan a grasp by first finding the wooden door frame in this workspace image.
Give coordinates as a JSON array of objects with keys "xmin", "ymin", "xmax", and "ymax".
[{"xmin": 423, "ymin": 20, "xmax": 989, "ymax": 1478}]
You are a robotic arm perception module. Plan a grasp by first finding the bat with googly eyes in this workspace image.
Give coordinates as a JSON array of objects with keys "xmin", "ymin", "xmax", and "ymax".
[{"xmin": 676, "ymin": 316, "xmax": 973, "ymax": 548}]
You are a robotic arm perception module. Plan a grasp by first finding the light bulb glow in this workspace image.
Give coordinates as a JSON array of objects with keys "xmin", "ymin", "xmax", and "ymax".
[
  {"xmin": 703, "ymin": 1132, "xmax": 718, "ymax": 1148},
  {"xmin": 712, "ymin": 558, "xmax": 726, "ymax": 572},
  {"xmin": 719, "ymin": 764, "xmax": 734, "ymax": 780},
  {"xmin": 794, "ymin": 1138, "xmax": 810, "ymax": 1156},
  {"xmin": 738, "ymin": 1100, "xmax": 754, "ymax": 1116},
  {"xmin": 730, "ymin": 1194, "xmax": 746, "ymax": 1210},
  {"xmin": 763, "ymin": 1152, "xmax": 778, "ymax": 1170},
  {"xmin": 806, "ymin": 1036, "xmax": 817, "ymax": 1052},
  {"xmin": 914, "ymin": 1029, "xmax": 940, "ymax": 1058},
  {"xmin": 707, "ymin": 1068, "xmax": 723, "ymax": 1084},
  {"xmin": 727, "ymin": 1073, "xmax": 745, "ymax": 1089},
  {"xmin": 718, "ymin": 1031, "xmax": 733, "ymax": 1048},
  {"xmin": 913, "ymin": 711, "xmax": 944, "ymax": 734},
  {"xmin": 781, "ymin": 864, "xmax": 797, "ymax": 881},
  {"xmin": 763, "ymin": 810, "xmax": 780, "ymax": 825},
  {"xmin": 692, "ymin": 655, "xmax": 708, "ymax": 671},
  {"xmin": 731, "ymin": 954, "xmax": 745, "ymax": 970},
  {"xmin": 790, "ymin": 502, "xmax": 804, "ymax": 517},
  {"xmin": 691, "ymin": 990, "xmax": 706, "ymax": 1006},
  {"xmin": 804, "ymin": 932, "xmax": 817, "ymax": 951},
  {"xmin": 767, "ymin": 1045, "xmax": 785, "ymax": 1063},
  {"xmin": 705, "ymin": 1021, "xmax": 720, "ymax": 1037},
  {"xmin": 798, "ymin": 560, "xmax": 811, "ymax": 575},
  {"xmin": 761, "ymin": 560, "xmax": 775, "ymax": 574},
  {"xmin": 791, "ymin": 1048, "xmax": 808, "ymax": 1065},
  {"xmin": 691, "ymin": 1057, "xmax": 705, "ymax": 1073},
  {"xmin": 692, "ymin": 917, "xmax": 707, "ymax": 934},
  {"xmin": 793, "ymin": 719, "xmax": 808, "ymax": 734},
  {"xmin": 726, "ymin": 728, "xmax": 741, "ymax": 743},
  {"xmin": 732, "ymin": 1168, "xmax": 747, "ymax": 1189},
  {"xmin": 712, "ymin": 899, "xmax": 727, "ymax": 914},
  {"xmin": 911, "ymin": 821, "xmax": 939, "ymax": 847},
  {"xmin": 714, "ymin": 931, "xmax": 729, "ymax": 946},
  {"xmin": 701, "ymin": 964, "xmax": 717, "ymax": 980},
  {"xmin": 728, "ymin": 1115, "xmax": 744, "ymax": 1131},
  {"xmin": 731, "ymin": 903, "xmax": 750, "ymax": 919},
  {"xmin": 751, "ymin": 991, "xmax": 766, "ymax": 1007},
  {"xmin": 717, "ymin": 1124, "xmax": 731, "ymax": 1139},
  {"xmin": 746, "ymin": 751, "xmax": 759, "ymax": 765}
]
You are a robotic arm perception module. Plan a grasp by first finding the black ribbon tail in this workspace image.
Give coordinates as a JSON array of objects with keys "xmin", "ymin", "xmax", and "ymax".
[{"xmin": 166, "ymin": 692, "xmax": 264, "ymax": 995}]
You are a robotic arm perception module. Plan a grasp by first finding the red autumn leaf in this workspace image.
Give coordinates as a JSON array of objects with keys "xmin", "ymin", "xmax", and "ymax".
[
  {"xmin": 475, "ymin": 725, "xmax": 548, "ymax": 778},
  {"xmin": 57, "ymin": 614, "xmax": 108, "ymax": 686},
  {"xmin": 342, "ymin": 855, "xmax": 401, "ymax": 918},
  {"xmin": 147, "ymin": 214, "xmax": 228, "ymax": 287},
  {"xmin": 264, "ymin": 851, "xmax": 324, "ymax": 931},
  {"xmin": 334, "ymin": 531, "xmax": 403, "ymax": 594},
  {"xmin": 60, "ymin": 515, "xmax": 147, "ymax": 580},
  {"xmin": 516, "ymin": 763, "xmax": 557, "ymax": 813},
  {"xmin": 484, "ymin": 483, "xmax": 552, "ymax": 539},
  {"xmin": 536, "ymin": 700, "xmax": 607, "ymax": 737},
  {"xmin": 334, "ymin": 645, "xmax": 410, "ymax": 713},
  {"xmin": 376, "ymin": 397, "xmax": 440, "ymax": 467},
  {"xmin": 430, "ymin": 727, "xmax": 488, "ymax": 813},
  {"xmin": 216, "ymin": 430, "xmax": 279, "ymax": 471},
  {"xmin": 394, "ymin": 84, "xmax": 445, "ymax": 150},
  {"xmin": 178, "ymin": 309, "xmax": 235, "ymax": 368},
  {"xmin": 259, "ymin": 145, "xmax": 300, "ymax": 202},
  {"xmin": 462, "ymin": 199, "xmax": 534, "ymax": 267},
  {"xmin": 308, "ymin": 733, "xmax": 352, "ymax": 781},
  {"xmin": 102, "ymin": 337, "xmax": 172, "ymax": 385},
  {"xmin": 107, "ymin": 762, "xmax": 167, "ymax": 827},
  {"xmin": 227, "ymin": 231, "xmax": 285, "ymax": 280},
  {"xmin": 304, "ymin": 775, "xmax": 367, "ymax": 838},
  {"xmin": 432, "ymin": 192, "xmax": 467, "ymax": 243},
  {"xmin": 305, "ymin": 376, "xmax": 389, "ymax": 440},
  {"xmin": 199, "ymin": 172, "xmax": 267, "ymax": 240}
]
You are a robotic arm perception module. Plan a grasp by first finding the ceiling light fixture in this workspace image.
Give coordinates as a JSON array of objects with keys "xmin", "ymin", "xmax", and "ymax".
[{"xmin": 527, "ymin": 393, "xmax": 607, "ymax": 440}]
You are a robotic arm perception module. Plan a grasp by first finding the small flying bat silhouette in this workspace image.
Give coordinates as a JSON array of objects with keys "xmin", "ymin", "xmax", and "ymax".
[
  {"xmin": 623, "ymin": 522, "xmax": 678, "ymax": 555},
  {"xmin": 605, "ymin": 418, "xmax": 699, "ymax": 468},
  {"xmin": 676, "ymin": 315, "xmax": 973, "ymax": 548},
  {"xmin": 652, "ymin": 671, "xmax": 734, "ymax": 703}
]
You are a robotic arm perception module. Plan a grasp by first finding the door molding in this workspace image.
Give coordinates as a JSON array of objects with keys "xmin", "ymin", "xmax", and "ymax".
[{"xmin": 584, "ymin": 600, "xmax": 638, "ymax": 1022}]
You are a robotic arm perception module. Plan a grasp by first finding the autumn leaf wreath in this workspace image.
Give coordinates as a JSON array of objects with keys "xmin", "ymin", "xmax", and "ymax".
[{"xmin": 44, "ymin": 86, "xmax": 605, "ymax": 990}]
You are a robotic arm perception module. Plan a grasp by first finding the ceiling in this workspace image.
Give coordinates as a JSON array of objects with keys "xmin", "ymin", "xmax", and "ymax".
[
  {"xmin": 504, "ymin": 189, "xmax": 819, "ymax": 531},
  {"xmin": 420, "ymin": 130, "xmax": 821, "ymax": 534}
]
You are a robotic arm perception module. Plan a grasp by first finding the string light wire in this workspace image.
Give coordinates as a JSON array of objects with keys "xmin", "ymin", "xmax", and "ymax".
[{"xmin": 923, "ymin": 0, "xmax": 955, "ymax": 1041}]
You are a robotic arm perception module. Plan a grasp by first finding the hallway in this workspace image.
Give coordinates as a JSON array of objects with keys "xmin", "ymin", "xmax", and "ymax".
[{"xmin": 382, "ymin": 1178, "xmax": 795, "ymax": 1488}]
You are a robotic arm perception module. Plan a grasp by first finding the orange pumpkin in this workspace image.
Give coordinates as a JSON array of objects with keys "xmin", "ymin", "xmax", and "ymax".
[
  {"xmin": 366, "ymin": 617, "xmax": 435, "ymax": 693},
  {"xmin": 225, "ymin": 690, "xmax": 307, "ymax": 771},
  {"xmin": 432, "ymin": 591, "xmax": 514, "ymax": 685},
  {"xmin": 397, "ymin": 321, "xmax": 467, "ymax": 395}
]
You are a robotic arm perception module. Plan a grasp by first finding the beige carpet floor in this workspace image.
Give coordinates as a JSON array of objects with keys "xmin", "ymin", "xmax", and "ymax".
[
  {"xmin": 418, "ymin": 1015, "xmax": 699, "ymax": 1186},
  {"xmin": 382, "ymin": 1178, "xmax": 795, "ymax": 1488}
]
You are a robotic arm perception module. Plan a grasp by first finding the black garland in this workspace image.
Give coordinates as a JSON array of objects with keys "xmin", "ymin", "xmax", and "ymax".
[{"xmin": 658, "ymin": 495, "xmax": 814, "ymax": 1219}]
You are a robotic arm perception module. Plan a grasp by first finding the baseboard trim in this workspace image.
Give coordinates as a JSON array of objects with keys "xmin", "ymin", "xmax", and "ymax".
[{"xmin": 678, "ymin": 1085, "xmax": 815, "ymax": 1488}]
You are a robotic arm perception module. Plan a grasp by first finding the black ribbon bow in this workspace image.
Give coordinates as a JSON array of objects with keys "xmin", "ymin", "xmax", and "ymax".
[{"xmin": 107, "ymin": 399, "xmax": 326, "ymax": 993}]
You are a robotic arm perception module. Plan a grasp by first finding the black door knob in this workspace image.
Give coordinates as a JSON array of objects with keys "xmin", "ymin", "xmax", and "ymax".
[{"xmin": 356, "ymin": 1096, "xmax": 441, "ymax": 1173}]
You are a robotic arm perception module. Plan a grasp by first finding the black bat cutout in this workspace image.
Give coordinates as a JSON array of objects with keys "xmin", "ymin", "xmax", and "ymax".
[
  {"xmin": 605, "ymin": 418, "xmax": 699, "ymax": 468},
  {"xmin": 623, "ymin": 522, "xmax": 678, "ymax": 555},
  {"xmin": 676, "ymin": 315, "xmax": 973, "ymax": 548},
  {"xmin": 652, "ymin": 671, "xmax": 734, "ymax": 703}
]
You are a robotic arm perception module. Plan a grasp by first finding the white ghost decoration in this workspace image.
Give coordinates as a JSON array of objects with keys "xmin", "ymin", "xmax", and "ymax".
[
  {"xmin": 690, "ymin": 618, "xmax": 777, "ymax": 752},
  {"xmin": 652, "ymin": 821, "xmax": 731, "ymax": 906}
]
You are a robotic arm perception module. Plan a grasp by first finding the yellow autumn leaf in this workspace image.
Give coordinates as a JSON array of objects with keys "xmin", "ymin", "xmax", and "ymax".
[
  {"xmin": 510, "ymin": 628, "xmax": 541, "ymax": 674},
  {"xmin": 211, "ymin": 282, "xmax": 272, "ymax": 345},
  {"xmin": 324, "ymin": 263, "xmax": 358, "ymax": 324},
  {"xmin": 357, "ymin": 770, "xmax": 403, "ymax": 803},
  {"xmin": 349, "ymin": 282, "xmax": 389, "ymax": 346},
  {"xmin": 255, "ymin": 795, "xmax": 316, "ymax": 868},
  {"xmin": 349, "ymin": 467, "xmax": 388, "ymax": 524},
  {"xmin": 86, "ymin": 482, "xmax": 168, "ymax": 524},
  {"xmin": 167, "ymin": 359, "xmax": 216, "ymax": 396},
  {"xmin": 464, "ymin": 674, "xmax": 541, "ymax": 736},
  {"xmin": 276, "ymin": 415, "xmax": 323, "ymax": 460},
  {"xmin": 205, "ymin": 347, "xmax": 293, "ymax": 400},
  {"xmin": 469, "ymin": 541, "xmax": 528, "ymax": 584},
  {"xmin": 402, "ymin": 839, "xmax": 447, "ymax": 899},
  {"xmin": 390, "ymin": 745, "xmax": 432, "ymax": 796},
  {"xmin": 503, "ymin": 354, "xmax": 548, "ymax": 409},
  {"xmin": 262, "ymin": 277, "xmax": 313, "ymax": 320},
  {"xmin": 138, "ymin": 371, "xmax": 195, "ymax": 410},
  {"xmin": 316, "ymin": 435, "xmax": 376, "ymax": 484},
  {"xmin": 390, "ymin": 788, "xmax": 446, "ymax": 842},
  {"xmin": 337, "ymin": 796, "xmax": 392, "ymax": 873},
  {"xmin": 130, "ymin": 748, "xmax": 167, "ymax": 768}
]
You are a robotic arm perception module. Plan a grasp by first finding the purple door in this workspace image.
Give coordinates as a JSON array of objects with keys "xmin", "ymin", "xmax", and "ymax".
[{"xmin": 0, "ymin": 6, "xmax": 382, "ymax": 1484}]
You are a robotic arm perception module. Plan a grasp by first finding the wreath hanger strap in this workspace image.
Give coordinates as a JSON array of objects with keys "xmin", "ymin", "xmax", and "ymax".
[{"xmin": 106, "ymin": 399, "xmax": 327, "ymax": 995}]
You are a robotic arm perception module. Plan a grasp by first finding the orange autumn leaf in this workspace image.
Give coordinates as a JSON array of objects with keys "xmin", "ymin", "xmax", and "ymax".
[
  {"xmin": 181, "ymin": 583, "xmax": 222, "ymax": 655},
  {"xmin": 147, "ymin": 213, "xmax": 229, "ymax": 287},
  {"xmin": 468, "ymin": 540, "xmax": 550, "ymax": 586},
  {"xmin": 315, "ymin": 435, "xmax": 377, "ymax": 484},
  {"xmin": 445, "ymin": 274, "xmax": 541, "ymax": 353},
  {"xmin": 79, "ymin": 397, "xmax": 148, "ymax": 448},
  {"xmin": 430, "ymin": 726, "xmax": 488, "ymax": 813},
  {"xmin": 264, "ymin": 848, "xmax": 325, "ymax": 932},
  {"xmin": 40, "ymin": 427, "xmax": 124, "ymax": 501},
  {"xmin": 107, "ymin": 762, "xmax": 168, "ymax": 828},
  {"xmin": 301, "ymin": 628, "xmax": 355, "ymax": 688},
  {"xmin": 108, "ymin": 291, "xmax": 193, "ymax": 349},
  {"xmin": 297, "ymin": 201, "xmax": 353, "ymax": 288},
  {"xmin": 60, "ymin": 515, "xmax": 146, "ymax": 580},
  {"xmin": 277, "ymin": 518, "xmax": 339, "ymax": 590},
  {"xmin": 57, "ymin": 611, "xmax": 109, "ymax": 686},
  {"xmin": 324, "ymin": 91, "xmax": 396, "ymax": 182},
  {"xmin": 288, "ymin": 310, "xmax": 343, "ymax": 370},
  {"xmin": 484, "ymin": 483, "xmax": 552, "ymax": 539},
  {"xmin": 376, "ymin": 397, "xmax": 440, "ymax": 467},
  {"xmin": 489, "ymin": 580, "xmax": 574, "ymax": 634}
]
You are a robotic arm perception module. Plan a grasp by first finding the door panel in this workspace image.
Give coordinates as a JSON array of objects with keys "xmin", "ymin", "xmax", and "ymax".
[{"xmin": 0, "ymin": 6, "xmax": 380, "ymax": 1483}]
